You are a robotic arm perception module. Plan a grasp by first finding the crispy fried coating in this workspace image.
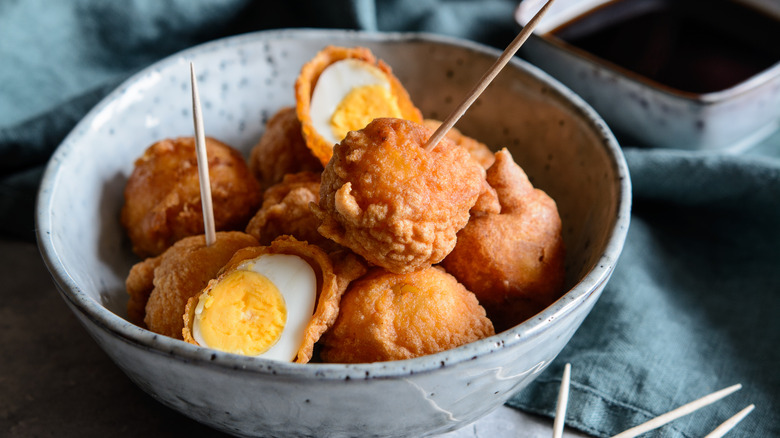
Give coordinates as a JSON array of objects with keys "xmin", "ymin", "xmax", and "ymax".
[
  {"xmin": 295, "ymin": 46, "xmax": 423, "ymax": 165},
  {"xmin": 245, "ymin": 171, "xmax": 340, "ymax": 252},
  {"xmin": 441, "ymin": 149, "xmax": 565, "ymax": 332},
  {"xmin": 248, "ymin": 107, "xmax": 323, "ymax": 190},
  {"xmin": 182, "ymin": 236, "xmax": 367, "ymax": 363},
  {"xmin": 320, "ymin": 267, "xmax": 494, "ymax": 363},
  {"xmin": 472, "ymin": 179, "xmax": 501, "ymax": 216},
  {"xmin": 125, "ymin": 231, "xmax": 259, "ymax": 338},
  {"xmin": 126, "ymin": 253, "xmax": 162, "ymax": 326},
  {"xmin": 313, "ymin": 118, "xmax": 485, "ymax": 274},
  {"xmin": 121, "ymin": 137, "xmax": 262, "ymax": 258},
  {"xmin": 422, "ymin": 119, "xmax": 495, "ymax": 169}
]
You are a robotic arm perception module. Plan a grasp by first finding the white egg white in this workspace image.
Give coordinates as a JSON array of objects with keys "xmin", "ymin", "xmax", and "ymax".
[
  {"xmin": 308, "ymin": 58, "xmax": 392, "ymax": 145},
  {"xmin": 192, "ymin": 253, "xmax": 317, "ymax": 361}
]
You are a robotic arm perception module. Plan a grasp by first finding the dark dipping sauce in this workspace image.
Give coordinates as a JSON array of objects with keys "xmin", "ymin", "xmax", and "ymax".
[{"xmin": 550, "ymin": 0, "xmax": 780, "ymax": 94}]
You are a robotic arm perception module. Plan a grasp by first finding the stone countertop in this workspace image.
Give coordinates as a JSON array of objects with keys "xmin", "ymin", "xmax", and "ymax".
[{"xmin": 1, "ymin": 239, "xmax": 589, "ymax": 438}]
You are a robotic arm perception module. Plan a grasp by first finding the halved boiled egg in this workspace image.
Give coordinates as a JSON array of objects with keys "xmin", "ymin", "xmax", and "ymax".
[
  {"xmin": 309, "ymin": 59, "xmax": 403, "ymax": 146},
  {"xmin": 190, "ymin": 253, "xmax": 317, "ymax": 361},
  {"xmin": 295, "ymin": 46, "xmax": 423, "ymax": 165},
  {"xmin": 182, "ymin": 236, "xmax": 367, "ymax": 363}
]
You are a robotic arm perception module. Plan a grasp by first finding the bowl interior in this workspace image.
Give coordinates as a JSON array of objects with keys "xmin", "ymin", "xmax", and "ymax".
[{"xmin": 38, "ymin": 30, "xmax": 627, "ymax": 359}]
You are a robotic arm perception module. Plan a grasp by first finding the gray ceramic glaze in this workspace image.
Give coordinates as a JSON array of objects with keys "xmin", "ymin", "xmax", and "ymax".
[
  {"xmin": 516, "ymin": 0, "xmax": 780, "ymax": 152},
  {"xmin": 37, "ymin": 29, "xmax": 631, "ymax": 437}
]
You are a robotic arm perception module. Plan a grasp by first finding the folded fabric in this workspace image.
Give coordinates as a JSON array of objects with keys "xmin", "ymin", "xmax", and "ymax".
[
  {"xmin": 509, "ymin": 147, "xmax": 780, "ymax": 437},
  {"xmin": 1, "ymin": 1, "xmax": 777, "ymax": 437}
]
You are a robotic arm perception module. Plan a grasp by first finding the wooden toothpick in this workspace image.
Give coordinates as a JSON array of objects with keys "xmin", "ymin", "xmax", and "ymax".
[
  {"xmin": 610, "ymin": 384, "xmax": 743, "ymax": 438},
  {"xmin": 552, "ymin": 363, "xmax": 572, "ymax": 438},
  {"xmin": 190, "ymin": 62, "xmax": 217, "ymax": 247},
  {"xmin": 703, "ymin": 404, "xmax": 755, "ymax": 438},
  {"xmin": 424, "ymin": 0, "xmax": 557, "ymax": 152}
]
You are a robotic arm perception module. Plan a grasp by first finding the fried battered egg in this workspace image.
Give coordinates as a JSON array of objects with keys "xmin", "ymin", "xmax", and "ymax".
[
  {"xmin": 309, "ymin": 59, "xmax": 403, "ymax": 146},
  {"xmin": 191, "ymin": 254, "xmax": 317, "ymax": 361}
]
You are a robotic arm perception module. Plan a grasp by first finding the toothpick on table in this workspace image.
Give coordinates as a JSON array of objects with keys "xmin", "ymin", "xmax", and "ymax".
[
  {"xmin": 703, "ymin": 404, "xmax": 755, "ymax": 438},
  {"xmin": 423, "ymin": 0, "xmax": 557, "ymax": 152},
  {"xmin": 610, "ymin": 384, "xmax": 743, "ymax": 438},
  {"xmin": 190, "ymin": 62, "xmax": 217, "ymax": 247},
  {"xmin": 552, "ymin": 363, "xmax": 571, "ymax": 438}
]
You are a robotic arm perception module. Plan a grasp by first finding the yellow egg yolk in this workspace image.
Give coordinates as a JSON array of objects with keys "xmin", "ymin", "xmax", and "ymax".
[
  {"xmin": 196, "ymin": 270, "xmax": 287, "ymax": 356},
  {"xmin": 329, "ymin": 84, "xmax": 402, "ymax": 142}
]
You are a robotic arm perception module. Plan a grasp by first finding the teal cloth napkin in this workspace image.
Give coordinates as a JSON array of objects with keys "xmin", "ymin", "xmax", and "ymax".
[
  {"xmin": 509, "ymin": 146, "xmax": 780, "ymax": 437},
  {"xmin": 2, "ymin": 1, "xmax": 777, "ymax": 437}
]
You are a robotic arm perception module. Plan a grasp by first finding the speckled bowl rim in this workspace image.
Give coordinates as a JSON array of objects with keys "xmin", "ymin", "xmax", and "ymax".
[{"xmin": 36, "ymin": 28, "xmax": 631, "ymax": 380}]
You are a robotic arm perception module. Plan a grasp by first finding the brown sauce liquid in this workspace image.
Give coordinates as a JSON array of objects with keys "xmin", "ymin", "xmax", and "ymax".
[{"xmin": 551, "ymin": 0, "xmax": 780, "ymax": 94}]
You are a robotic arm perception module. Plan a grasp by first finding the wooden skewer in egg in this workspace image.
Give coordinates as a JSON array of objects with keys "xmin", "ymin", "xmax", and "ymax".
[
  {"xmin": 190, "ymin": 62, "xmax": 217, "ymax": 247},
  {"xmin": 424, "ymin": 0, "xmax": 557, "ymax": 152}
]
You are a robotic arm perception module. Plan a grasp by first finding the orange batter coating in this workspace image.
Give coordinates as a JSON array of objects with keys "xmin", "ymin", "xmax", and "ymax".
[
  {"xmin": 126, "ymin": 253, "xmax": 161, "ymax": 326},
  {"xmin": 121, "ymin": 137, "xmax": 262, "ymax": 258},
  {"xmin": 295, "ymin": 46, "xmax": 423, "ymax": 166},
  {"xmin": 313, "ymin": 118, "xmax": 485, "ymax": 274},
  {"xmin": 320, "ymin": 266, "xmax": 495, "ymax": 363},
  {"xmin": 248, "ymin": 107, "xmax": 323, "ymax": 190},
  {"xmin": 125, "ymin": 231, "xmax": 259, "ymax": 338},
  {"xmin": 422, "ymin": 119, "xmax": 495, "ymax": 169},
  {"xmin": 182, "ymin": 236, "xmax": 367, "ymax": 363},
  {"xmin": 245, "ymin": 171, "xmax": 340, "ymax": 253},
  {"xmin": 441, "ymin": 149, "xmax": 565, "ymax": 332}
]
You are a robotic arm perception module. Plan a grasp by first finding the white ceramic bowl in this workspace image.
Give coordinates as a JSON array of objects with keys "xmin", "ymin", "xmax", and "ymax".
[
  {"xmin": 37, "ymin": 29, "xmax": 631, "ymax": 437},
  {"xmin": 516, "ymin": 0, "xmax": 780, "ymax": 152}
]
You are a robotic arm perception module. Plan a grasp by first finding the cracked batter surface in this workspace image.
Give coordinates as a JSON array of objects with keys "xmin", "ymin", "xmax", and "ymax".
[{"xmin": 314, "ymin": 118, "xmax": 485, "ymax": 274}]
